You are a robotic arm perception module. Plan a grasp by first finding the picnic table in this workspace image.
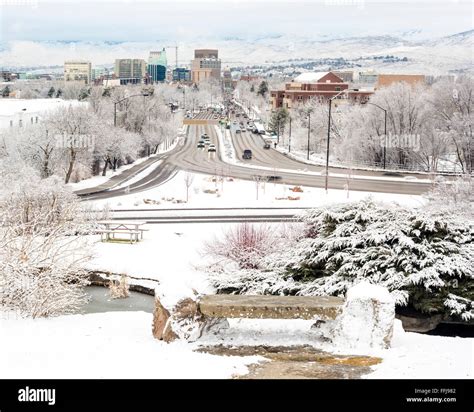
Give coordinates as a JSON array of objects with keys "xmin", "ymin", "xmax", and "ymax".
[{"xmin": 97, "ymin": 220, "xmax": 149, "ymax": 244}]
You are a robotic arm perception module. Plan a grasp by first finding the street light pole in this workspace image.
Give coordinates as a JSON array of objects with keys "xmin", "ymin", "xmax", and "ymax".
[
  {"xmin": 307, "ymin": 111, "xmax": 311, "ymax": 160},
  {"xmin": 367, "ymin": 102, "xmax": 388, "ymax": 169},
  {"xmin": 288, "ymin": 116, "xmax": 292, "ymax": 153},
  {"xmin": 114, "ymin": 91, "xmax": 151, "ymax": 127}
]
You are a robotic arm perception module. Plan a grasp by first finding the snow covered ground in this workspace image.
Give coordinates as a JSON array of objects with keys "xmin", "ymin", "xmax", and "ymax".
[
  {"xmin": 87, "ymin": 170, "xmax": 424, "ymax": 210},
  {"xmin": 1, "ymin": 221, "xmax": 471, "ymax": 379},
  {"xmin": 0, "ymin": 311, "xmax": 261, "ymax": 379}
]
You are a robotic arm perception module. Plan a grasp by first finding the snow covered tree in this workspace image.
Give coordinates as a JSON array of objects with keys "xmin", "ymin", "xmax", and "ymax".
[
  {"xmin": 268, "ymin": 108, "xmax": 290, "ymax": 139},
  {"xmin": 207, "ymin": 200, "xmax": 474, "ymax": 321},
  {"xmin": 257, "ymin": 81, "xmax": 268, "ymax": 98},
  {"xmin": 0, "ymin": 163, "xmax": 95, "ymax": 318}
]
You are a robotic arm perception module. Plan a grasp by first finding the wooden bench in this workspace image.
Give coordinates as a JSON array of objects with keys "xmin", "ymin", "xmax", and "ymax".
[{"xmin": 198, "ymin": 295, "xmax": 344, "ymax": 321}]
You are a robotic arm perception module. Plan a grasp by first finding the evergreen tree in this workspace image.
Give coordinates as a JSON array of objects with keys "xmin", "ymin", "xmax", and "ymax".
[
  {"xmin": 47, "ymin": 87, "xmax": 55, "ymax": 98},
  {"xmin": 250, "ymin": 84, "xmax": 255, "ymax": 93},
  {"xmin": 1, "ymin": 85, "xmax": 11, "ymax": 97},
  {"xmin": 78, "ymin": 87, "xmax": 91, "ymax": 101},
  {"xmin": 207, "ymin": 200, "xmax": 474, "ymax": 320},
  {"xmin": 257, "ymin": 81, "xmax": 268, "ymax": 97},
  {"xmin": 268, "ymin": 108, "xmax": 290, "ymax": 137},
  {"xmin": 55, "ymin": 88, "xmax": 62, "ymax": 98}
]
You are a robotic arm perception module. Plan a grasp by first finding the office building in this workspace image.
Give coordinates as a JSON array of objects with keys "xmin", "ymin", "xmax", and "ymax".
[
  {"xmin": 191, "ymin": 49, "xmax": 221, "ymax": 84},
  {"xmin": 64, "ymin": 60, "xmax": 92, "ymax": 84},
  {"xmin": 147, "ymin": 49, "xmax": 167, "ymax": 83},
  {"xmin": 270, "ymin": 72, "xmax": 373, "ymax": 109},
  {"xmin": 114, "ymin": 59, "xmax": 146, "ymax": 84}
]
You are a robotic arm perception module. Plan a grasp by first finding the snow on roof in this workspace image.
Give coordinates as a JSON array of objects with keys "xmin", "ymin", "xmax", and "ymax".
[{"xmin": 293, "ymin": 72, "xmax": 330, "ymax": 83}]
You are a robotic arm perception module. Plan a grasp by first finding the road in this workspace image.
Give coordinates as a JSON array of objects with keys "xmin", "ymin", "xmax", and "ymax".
[
  {"xmin": 78, "ymin": 122, "xmax": 433, "ymax": 200},
  {"xmin": 168, "ymin": 124, "xmax": 432, "ymax": 195}
]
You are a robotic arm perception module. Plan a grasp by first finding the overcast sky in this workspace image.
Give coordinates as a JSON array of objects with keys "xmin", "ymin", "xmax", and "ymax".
[{"xmin": 0, "ymin": 0, "xmax": 472, "ymax": 43}]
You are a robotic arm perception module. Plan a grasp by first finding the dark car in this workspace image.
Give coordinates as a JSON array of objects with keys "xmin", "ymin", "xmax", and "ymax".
[
  {"xmin": 242, "ymin": 149, "xmax": 252, "ymax": 159},
  {"xmin": 235, "ymin": 128, "xmax": 241, "ymax": 134},
  {"xmin": 263, "ymin": 141, "xmax": 271, "ymax": 149},
  {"xmin": 267, "ymin": 175, "xmax": 282, "ymax": 181}
]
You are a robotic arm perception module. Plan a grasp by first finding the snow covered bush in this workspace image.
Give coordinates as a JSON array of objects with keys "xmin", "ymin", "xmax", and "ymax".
[
  {"xmin": 206, "ymin": 199, "xmax": 474, "ymax": 321},
  {"xmin": 203, "ymin": 223, "xmax": 279, "ymax": 270},
  {"xmin": 0, "ymin": 164, "xmax": 95, "ymax": 318},
  {"xmin": 424, "ymin": 175, "xmax": 473, "ymax": 217}
]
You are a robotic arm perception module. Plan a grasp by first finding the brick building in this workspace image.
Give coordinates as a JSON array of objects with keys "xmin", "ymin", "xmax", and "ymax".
[{"xmin": 270, "ymin": 72, "xmax": 373, "ymax": 109}]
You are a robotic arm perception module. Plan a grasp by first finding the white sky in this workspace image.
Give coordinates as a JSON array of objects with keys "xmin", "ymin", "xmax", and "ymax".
[{"xmin": 0, "ymin": 0, "xmax": 472, "ymax": 42}]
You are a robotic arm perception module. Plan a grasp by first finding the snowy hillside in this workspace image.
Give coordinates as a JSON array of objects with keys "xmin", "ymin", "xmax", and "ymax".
[{"xmin": 0, "ymin": 30, "xmax": 472, "ymax": 75}]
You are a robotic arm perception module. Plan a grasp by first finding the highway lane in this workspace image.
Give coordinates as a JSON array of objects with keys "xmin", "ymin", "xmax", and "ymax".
[
  {"xmin": 78, "ymin": 122, "xmax": 433, "ymax": 201},
  {"xmin": 228, "ymin": 123, "xmax": 433, "ymax": 179},
  {"xmin": 169, "ymin": 124, "xmax": 432, "ymax": 195}
]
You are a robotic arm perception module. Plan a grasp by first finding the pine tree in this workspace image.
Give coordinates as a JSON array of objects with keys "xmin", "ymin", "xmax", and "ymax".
[
  {"xmin": 1, "ymin": 85, "xmax": 10, "ymax": 97},
  {"xmin": 47, "ymin": 87, "xmax": 55, "ymax": 98},
  {"xmin": 257, "ymin": 81, "xmax": 268, "ymax": 97},
  {"xmin": 268, "ymin": 108, "xmax": 290, "ymax": 136},
  {"xmin": 206, "ymin": 200, "xmax": 474, "ymax": 320}
]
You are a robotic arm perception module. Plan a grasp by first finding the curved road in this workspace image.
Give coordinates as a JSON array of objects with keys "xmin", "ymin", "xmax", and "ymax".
[{"xmin": 78, "ymin": 123, "xmax": 434, "ymax": 199}]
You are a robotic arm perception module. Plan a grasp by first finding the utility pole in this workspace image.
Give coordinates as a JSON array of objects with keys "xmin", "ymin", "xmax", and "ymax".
[
  {"xmin": 307, "ymin": 111, "xmax": 311, "ymax": 160},
  {"xmin": 288, "ymin": 116, "xmax": 292, "ymax": 153}
]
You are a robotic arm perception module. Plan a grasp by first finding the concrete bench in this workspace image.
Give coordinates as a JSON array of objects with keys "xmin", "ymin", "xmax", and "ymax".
[{"xmin": 198, "ymin": 295, "xmax": 344, "ymax": 321}]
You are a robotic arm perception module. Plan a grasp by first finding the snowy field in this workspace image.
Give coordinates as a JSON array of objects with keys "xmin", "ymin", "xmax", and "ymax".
[{"xmin": 88, "ymin": 170, "xmax": 424, "ymax": 210}]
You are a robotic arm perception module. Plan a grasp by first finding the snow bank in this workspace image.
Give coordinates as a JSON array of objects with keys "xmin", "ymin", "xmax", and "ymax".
[{"xmin": 332, "ymin": 282, "xmax": 395, "ymax": 351}]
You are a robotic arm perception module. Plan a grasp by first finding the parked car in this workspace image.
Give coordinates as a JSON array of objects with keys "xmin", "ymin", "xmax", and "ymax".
[
  {"xmin": 242, "ymin": 149, "xmax": 252, "ymax": 159},
  {"xmin": 263, "ymin": 141, "xmax": 271, "ymax": 149},
  {"xmin": 208, "ymin": 144, "xmax": 216, "ymax": 152},
  {"xmin": 267, "ymin": 175, "xmax": 282, "ymax": 181},
  {"xmin": 235, "ymin": 128, "xmax": 241, "ymax": 134}
]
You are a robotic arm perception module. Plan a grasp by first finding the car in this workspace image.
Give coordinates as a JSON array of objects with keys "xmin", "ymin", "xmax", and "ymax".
[
  {"xmin": 197, "ymin": 142, "xmax": 205, "ymax": 149},
  {"xmin": 263, "ymin": 141, "xmax": 271, "ymax": 149},
  {"xmin": 208, "ymin": 144, "xmax": 216, "ymax": 152},
  {"xmin": 252, "ymin": 128, "xmax": 258, "ymax": 134},
  {"xmin": 403, "ymin": 176, "xmax": 418, "ymax": 181},
  {"xmin": 241, "ymin": 128, "xmax": 247, "ymax": 132},
  {"xmin": 225, "ymin": 124, "xmax": 231, "ymax": 129},
  {"xmin": 235, "ymin": 128, "xmax": 241, "ymax": 134},
  {"xmin": 242, "ymin": 149, "xmax": 252, "ymax": 159},
  {"xmin": 267, "ymin": 175, "xmax": 282, "ymax": 181}
]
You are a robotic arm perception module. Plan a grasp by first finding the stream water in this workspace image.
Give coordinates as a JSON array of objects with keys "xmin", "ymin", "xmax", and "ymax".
[{"xmin": 80, "ymin": 286, "xmax": 154, "ymax": 314}]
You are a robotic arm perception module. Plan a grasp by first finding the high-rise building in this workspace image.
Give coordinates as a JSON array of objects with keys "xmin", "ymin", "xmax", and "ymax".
[
  {"xmin": 114, "ymin": 59, "xmax": 146, "ymax": 84},
  {"xmin": 147, "ymin": 49, "xmax": 167, "ymax": 83},
  {"xmin": 222, "ymin": 67, "xmax": 233, "ymax": 91},
  {"xmin": 191, "ymin": 49, "xmax": 221, "ymax": 84},
  {"xmin": 64, "ymin": 60, "xmax": 92, "ymax": 84},
  {"xmin": 172, "ymin": 68, "xmax": 191, "ymax": 82}
]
